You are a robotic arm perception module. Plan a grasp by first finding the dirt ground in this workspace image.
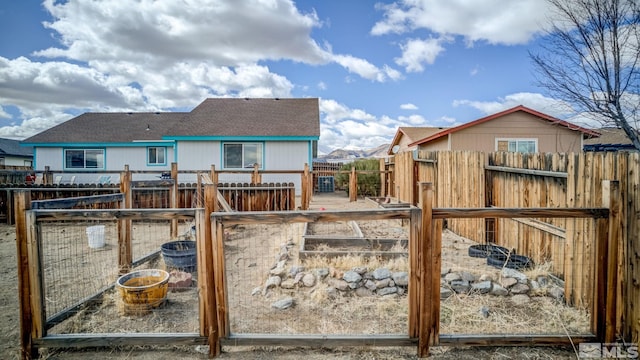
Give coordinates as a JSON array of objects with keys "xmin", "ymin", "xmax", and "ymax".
[{"xmin": 0, "ymin": 193, "xmax": 582, "ymax": 359}]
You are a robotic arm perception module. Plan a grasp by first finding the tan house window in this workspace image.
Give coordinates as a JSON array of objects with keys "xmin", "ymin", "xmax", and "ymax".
[{"xmin": 496, "ymin": 138, "xmax": 537, "ymax": 153}]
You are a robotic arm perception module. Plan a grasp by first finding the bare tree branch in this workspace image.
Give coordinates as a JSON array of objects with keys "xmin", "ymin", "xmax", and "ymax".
[{"xmin": 531, "ymin": 0, "xmax": 640, "ymax": 150}]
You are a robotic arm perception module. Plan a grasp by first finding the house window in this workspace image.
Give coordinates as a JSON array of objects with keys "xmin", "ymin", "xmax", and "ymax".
[
  {"xmin": 147, "ymin": 147, "xmax": 166, "ymax": 165},
  {"xmin": 496, "ymin": 139, "xmax": 537, "ymax": 153},
  {"xmin": 64, "ymin": 149, "xmax": 105, "ymax": 169},
  {"xmin": 223, "ymin": 143, "xmax": 263, "ymax": 169}
]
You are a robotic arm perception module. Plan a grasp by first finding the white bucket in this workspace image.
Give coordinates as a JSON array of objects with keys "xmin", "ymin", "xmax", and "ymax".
[{"xmin": 86, "ymin": 225, "xmax": 105, "ymax": 248}]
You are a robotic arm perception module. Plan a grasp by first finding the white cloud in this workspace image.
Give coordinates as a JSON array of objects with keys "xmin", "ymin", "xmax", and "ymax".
[
  {"xmin": 372, "ymin": 0, "xmax": 549, "ymax": 45},
  {"xmin": 332, "ymin": 54, "xmax": 399, "ymax": 82},
  {"xmin": 37, "ymin": 0, "xmax": 329, "ymax": 67},
  {"xmin": 318, "ymin": 98, "xmax": 437, "ymax": 153},
  {"xmin": 400, "ymin": 103, "xmax": 418, "ymax": 110},
  {"xmin": 395, "ymin": 37, "xmax": 447, "ymax": 72}
]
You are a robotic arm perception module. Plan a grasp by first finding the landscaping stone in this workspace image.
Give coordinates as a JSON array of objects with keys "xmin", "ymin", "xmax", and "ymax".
[
  {"xmin": 510, "ymin": 283, "xmax": 530, "ymax": 295},
  {"xmin": 440, "ymin": 287, "xmax": 454, "ymax": 299},
  {"xmin": 251, "ymin": 286, "xmax": 262, "ymax": 296},
  {"xmin": 353, "ymin": 266, "xmax": 367, "ymax": 275},
  {"xmin": 450, "ymin": 280, "xmax": 471, "ymax": 293},
  {"xmin": 502, "ymin": 268, "xmax": 528, "ymax": 282},
  {"xmin": 537, "ymin": 275, "xmax": 549, "ymax": 287},
  {"xmin": 355, "ymin": 287, "xmax": 373, "ymax": 297},
  {"xmin": 392, "ymin": 272, "xmax": 409, "ymax": 286},
  {"xmin": 375, "ymin": 278, "xmax": 392, "ymax": 289},
  {"xmin": 270, "ymin": 266, "xmax": 286, "ymax": 277},
  {"xmin": 364, "ymin": 280, "xmax": 377, "ymax": 291},
  {"xmin": 372, "ymin": 268, "xmax": 392, "ymax": 280},
  {"xmin": 280, "ymin": 279, "xmax": 296, "ymax": 289},
  {"xmin": 500, "ymin": 277, "xmax": 518, "ymax": 288},
  {"xmin": 343, "ymin": 270, "xmax": 362, "ymax": 283},
  {"xmin": 377, "ymin": 286, "xmax": 398, "ymax": 296},
  {"xmin": 460, "ymin": 271, "xmax": 476, "ymax": 282},
  {"xmin": 302, "ymin": 273, "xmax": 316, "ymax": 287},
  {"xmin": 265, "ymin": 276, "xmax": 281, "ymax": 289},
  {"xmin": 479, "ymin": 306, "xmax": 490, "ymax": 318},
  {"xmin": 327, "ymin": 277, "xmax": 349, "ymax": 291},
  {"xmin": 490, "ymin": 283, "xmax": 509, "ymax": 296},
  {"xmin": 289, "ymin": 266, "xmax": 305, "ymax": 277},
  {"xmin": 471, "ymin": 280, "xmax": 492, "ymax": 294},
  {"xmin": 272, "ymin": 297, "xmax": 294, "ymax": 310},
  {"xmin": 444, "ymin": 272, "xmax": 462, "ymax": 283},
  {"xmin": 315, "ymin": 268, "xmax": 329, "ymax": 278},
  {"xmin": 441, "ymin": 267, "xmax": 451, "ymax": 276},
  {"xmin": 479, "ymin": 273, "xmax": 494, "ymax": 282}
]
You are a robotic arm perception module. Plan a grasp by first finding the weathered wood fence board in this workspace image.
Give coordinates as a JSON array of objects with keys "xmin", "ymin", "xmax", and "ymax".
[{"xmin": 389, "ymin": 149, "xmax": 639, "ymax": 346}]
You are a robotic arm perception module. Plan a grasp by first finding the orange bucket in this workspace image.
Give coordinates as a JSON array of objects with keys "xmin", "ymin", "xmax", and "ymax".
[{"xmin": 116, "ymin": 269, "xmax": 169, "ymax": 314}]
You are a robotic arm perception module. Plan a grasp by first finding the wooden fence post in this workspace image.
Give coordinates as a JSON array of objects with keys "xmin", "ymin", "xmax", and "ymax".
[
  {"xmin": 380, "ymin": 158, "xmax": 387, "ymax": 197},
  {"xmin": 301, "ymin": 164, "xmax": 309, "ymax": 210},
  {"xmin": 43, "ymin": 166, "xmax": 52, "ymax": 185},
  {"xmin": 605, "ymin": 180, "xmax": 621, "ymax": 343},
  {"xmin": 418, "ymin": 182, "xmax": 435, "ymax": 357},
  {"xmin": 170, "ymin": 162, "xmax": 178, "ymax": 238},
  {"xmin": 202, "ymin": 183, "xmax": 220, "ymax": 357},
  {"xmin": 349, "ymin": 167, "xmax": 357, "ymax": 202},
  {"xmin": 15, "ymin": 190, "xmax": 38, "ymax": 360},
  {"xmin": 210, "ymin": 165, "xmax": 218, "ymax": 185},
  {"xmin": 251, "ymin": 163, "xmax": 261, "ymax": 184},
  {"xmin": 118, "ymin": 165, "xmax": 132, "ymax": 274}
]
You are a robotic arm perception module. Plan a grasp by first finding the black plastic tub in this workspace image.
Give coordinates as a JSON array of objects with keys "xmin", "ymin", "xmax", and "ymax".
[
  {"xmin": 468, "ymin": 244, "xmax": 510, "ymax": 258},
  {"xmin": 161, "ymin": 240, "xmax": 197, "ymax": 272}
]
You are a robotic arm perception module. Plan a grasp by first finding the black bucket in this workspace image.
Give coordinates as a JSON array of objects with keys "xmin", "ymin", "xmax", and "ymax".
[{"xmin": 161, "ymin": 240, "xmax": 197, "ymax": 272}]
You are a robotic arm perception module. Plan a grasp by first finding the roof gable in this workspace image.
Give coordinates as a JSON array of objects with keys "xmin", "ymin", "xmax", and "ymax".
[
  {"xmin": 409, "ymin": 105, "xmax": 600, "ymax": 147},
  {"xmin": 388, "ymin": 126, "xmax": 446, "ymax": 154}
]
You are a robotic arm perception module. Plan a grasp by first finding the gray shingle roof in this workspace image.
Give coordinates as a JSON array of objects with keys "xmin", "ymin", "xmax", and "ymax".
[
  {"xmin": 166, "ymin": 98, "xmax": 320, "ymax": 137},
  {"xmin": 0, "ymin": 138, "xmax": 33, "ymax": 156},
  {"xmin": 24, "ymin": 98, "xmax": 320, "ymax": 144},
  {"xmin": 24, "ymin": 112, "xmax": 188, "ymax": 143}
]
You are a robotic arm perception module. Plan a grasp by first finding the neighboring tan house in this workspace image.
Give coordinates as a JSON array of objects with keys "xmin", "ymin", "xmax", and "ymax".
[
  {"xmin": 407, "ymin": 105, "xmax": 600, "ymax": 153},
  {"xmin": 0, "ymin": 138, "xmax": 33, "ymax": 167},
  {"xmin": 387, "ymin": 126, "xmax": 447, "ymax": 155},
  {"xmin": 23, "ymin": 98, "xmax": 320, "ymax": 189},
  {"xmin": 584, "ymin": 128, "xmax": 638, "ymax": 152}
]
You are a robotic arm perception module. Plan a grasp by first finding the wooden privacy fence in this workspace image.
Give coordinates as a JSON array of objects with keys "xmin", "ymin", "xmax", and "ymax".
[
  {"xmin": 386, "ymin": 150, "xmax": 640, "ymax": 347},
  {"xmin": 2, "ymin": 163, "xmax": 309, "ymax": 224},
  {"xmin": 15, "ymin": 182, "xmax": 624, "ymax": 359}
]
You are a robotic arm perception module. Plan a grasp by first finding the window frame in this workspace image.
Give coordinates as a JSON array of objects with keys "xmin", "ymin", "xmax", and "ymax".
[
  {"xmin": 495, "ymin": 138, "xmax": 538, "ymax": 153},
  {"xmin": 222, "ymin": 142, "xmax": 264, "ymax": 170},
  {"xmin": 147, "ymin": 146, "xmax": 167, "ymax": 166},
  {"xmin": 63, "ymin": 148, "xmax": 105, "ymax": 170}
]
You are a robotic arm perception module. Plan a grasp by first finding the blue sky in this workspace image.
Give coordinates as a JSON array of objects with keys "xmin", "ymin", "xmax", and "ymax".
[{"xmin": 0, "ymin": 0, "xmax": 583, "ymax": 154}]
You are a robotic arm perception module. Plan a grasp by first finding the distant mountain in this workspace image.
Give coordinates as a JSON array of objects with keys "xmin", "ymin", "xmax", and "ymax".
[{"xmin": 318, "ymin": 144, "xmax": 390, "ymax": 162}]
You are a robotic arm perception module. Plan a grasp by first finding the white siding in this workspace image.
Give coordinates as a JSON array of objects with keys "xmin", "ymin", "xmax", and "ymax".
[
  {"xmin": 176, "ymin": 141, "xmax": 221, "ymax": 170},
  {"xmin": 265, "ymin": 142, "xmax": 309, "ymax": 170},
  {"xmin": 34, "ymin": 147, "xmax": 63, "ymax": 170}
]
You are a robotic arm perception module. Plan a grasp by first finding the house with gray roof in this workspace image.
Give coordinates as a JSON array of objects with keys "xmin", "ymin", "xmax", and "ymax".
[
  {"xmin": 0, "ymin": 138, "xmax": 33, "ymax": 167},
  {"xmin": 23, "ymin": 98, "xmax": 320, "ymax": 187}
]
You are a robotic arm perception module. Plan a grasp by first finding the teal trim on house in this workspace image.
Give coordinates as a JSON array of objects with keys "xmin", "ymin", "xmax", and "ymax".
[
  {"xmin": 219, "ymin": 141, "xmax": 266, "ymax": 170},
  {"xmin": 308, "ymin": 141, "xmax": 313, "ymax": 170},
  {"xmin": 164, "ymin": 135, "xmax": 318, "ymax": 141},
  {"xmin": 62, "ymin": 147, "xmax": 107, "ymax": 171},
  {"xmin": 33, "ymin": 148, "xmax": 37, "ymax": 169},
  {"xmin": 23, "ymin": 141, "xmax": 175, "ymax": 148},
  {"xmin": 146, "ymin": 146, "xmax": 168, "ymax": 166}
]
